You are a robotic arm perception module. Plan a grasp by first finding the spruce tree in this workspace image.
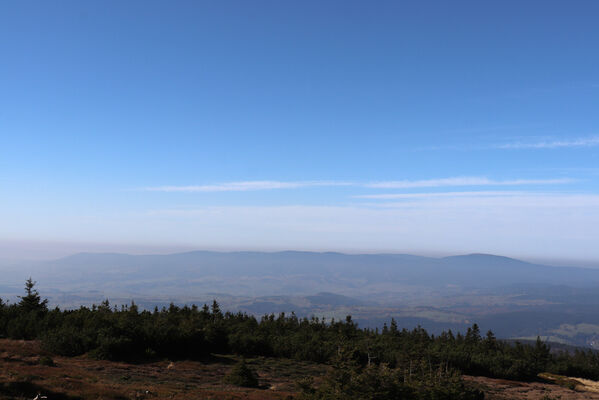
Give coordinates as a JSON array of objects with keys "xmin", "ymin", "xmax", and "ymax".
[{"xmin": 18, "ymin": 278, "xmax": 48, "ymax": 312}]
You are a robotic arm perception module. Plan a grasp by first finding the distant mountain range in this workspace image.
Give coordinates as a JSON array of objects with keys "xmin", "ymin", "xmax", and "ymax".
[
  {"xmin": 26, "ymin": 250, "xmax": 599, "ymax": 294},
  {"xmin": 4, "ymin": 250, "xmax": 599, "ymax": 348}
]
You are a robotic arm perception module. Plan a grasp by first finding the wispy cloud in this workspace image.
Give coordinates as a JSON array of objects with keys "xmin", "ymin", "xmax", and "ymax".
[
  {"xmin": 498, "ymin": 136, "xmax": 599, "ymax": 149},
  {"xmin": 354, "ymin": 191, "xmax": 527, "ymax": 200},
  {"xmin": 143, "ymin": 177, "xmax": 574, "ymax": 192},
  {"xmin": 365, "ymin": 177, "xmax": 574, "ymax": 189},
  {"xmin": 144, "ymin": 180, "xmax": 353, "ymax": 192}
]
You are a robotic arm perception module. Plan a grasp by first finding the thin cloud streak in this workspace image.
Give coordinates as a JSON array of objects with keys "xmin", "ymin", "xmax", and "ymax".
[
  {"xmin": 143, "ymin": 177, "xmax": 574, "ymax": 193},
  {"xmin": 499, "ymin": 136, "xmax": 599, "ymax": 149},
  {"xmin": 369, "ymin": 193, "xmax": 599, "ymax": 209},
  {"xmin": 144, "ymin": 180, "xmax": 354, "ymax": 192},
  {"xmin": 354, "ymin": 191, "xmax": 528, "ymax": 200},
  {"xmin": 366, "ymin": 177, "xmax": 574, "ymax": 189}
]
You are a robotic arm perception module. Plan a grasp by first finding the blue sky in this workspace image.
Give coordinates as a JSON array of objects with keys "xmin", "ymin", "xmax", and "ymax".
[{"xmin": 1, "ymin": 1, "xmax": 599, "ymax": 261}]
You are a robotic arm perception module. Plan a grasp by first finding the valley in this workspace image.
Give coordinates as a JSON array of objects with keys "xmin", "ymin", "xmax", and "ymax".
[{"xmin": 2, "ymin": 251, "xmax": 599, "ymax": 349}]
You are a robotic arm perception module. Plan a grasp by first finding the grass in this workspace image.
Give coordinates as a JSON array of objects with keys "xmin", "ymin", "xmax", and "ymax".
[{"xmin": 538, "ymin": 372, "xmax": 581, "ymax": 390}]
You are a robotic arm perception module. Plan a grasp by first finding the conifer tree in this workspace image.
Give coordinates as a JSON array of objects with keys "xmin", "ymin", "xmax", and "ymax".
[
  {"xmin": 18, "ymin": 278, "xmax": 48, "ymax": 312},
  {"xmin": 224, "ymin": 358, "xmax": 259, "ymax": 387}
]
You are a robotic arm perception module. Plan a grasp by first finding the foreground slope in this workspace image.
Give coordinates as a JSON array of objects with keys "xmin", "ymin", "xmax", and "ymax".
[{"xmin": 1, "ymin": 339, "xmax": 598, "ymax": 400}]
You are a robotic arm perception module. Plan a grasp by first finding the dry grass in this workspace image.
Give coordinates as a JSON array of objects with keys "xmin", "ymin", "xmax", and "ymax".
[
  {"xmin": 466, "ymin": 374, "xmax": 599, "ymax": 400},
  {"xmin": 0, "ymin": 339, "xmax": 325, "ymax": 399},
  {"xmin": 539, "ymin": 372, "xmax": 599, "ymax": 394},
  {"xmin": 4, "ymin": 339, "xmax": 598, "ymax": 400},
  {"xmin": 570, "ymin": 377, "xmax": 599, "ymax": 393}
]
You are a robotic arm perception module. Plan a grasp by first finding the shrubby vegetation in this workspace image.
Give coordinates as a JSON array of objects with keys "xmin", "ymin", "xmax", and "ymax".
[
  {"xmin": 223, "ymin": 358, "xmax": 260, "ymax": 388},
  {"xmin": 296, "ymin": 346, "xmax": 484, "ymax": 400},
  {"xmin": 2, "ymin": 279, "xmax": 599, "ymax": 398}
]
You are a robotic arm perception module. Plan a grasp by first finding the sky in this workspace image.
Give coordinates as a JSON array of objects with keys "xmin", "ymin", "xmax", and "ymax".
[{"xmin": 1, "ymin": 1, "xmax": 599, "ymax": 262}]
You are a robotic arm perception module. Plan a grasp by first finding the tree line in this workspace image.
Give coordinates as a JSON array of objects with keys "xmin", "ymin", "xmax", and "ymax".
[{"xmin": 1, "ymin": 279, "xmax": 599, "ymax": 398}]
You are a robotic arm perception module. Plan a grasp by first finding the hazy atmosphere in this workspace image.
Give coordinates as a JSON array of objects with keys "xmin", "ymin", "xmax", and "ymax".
[
  {"xmin": 3, "ymin": 2, "xmax": 599, "ymax": 399},
  {"xmin": 2, "ymin": 1, "xmax": 599, "ymax": 263}
]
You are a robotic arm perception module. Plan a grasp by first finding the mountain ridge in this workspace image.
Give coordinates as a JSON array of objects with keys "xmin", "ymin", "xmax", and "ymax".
[{"xmin": 35, "ymin": 250, "xmax": 599, "ymax": 292}]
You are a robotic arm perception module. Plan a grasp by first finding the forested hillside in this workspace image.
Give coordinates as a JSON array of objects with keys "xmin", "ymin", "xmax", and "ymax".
[{"xmin": 9, "ymin": 251, "xmax": 599, "ymax": 351}]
